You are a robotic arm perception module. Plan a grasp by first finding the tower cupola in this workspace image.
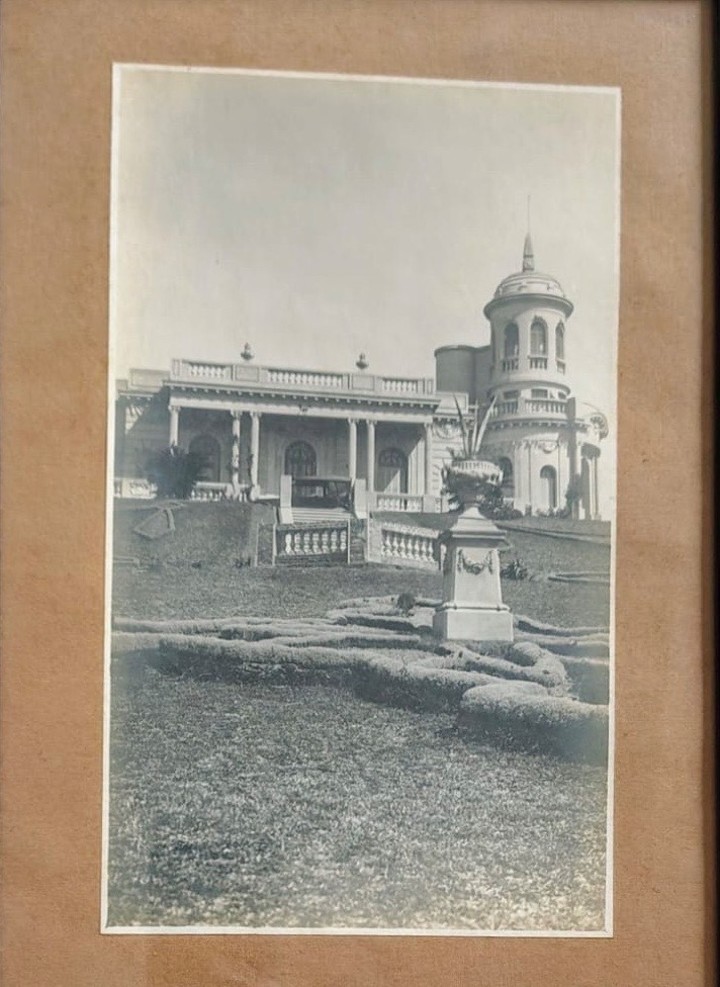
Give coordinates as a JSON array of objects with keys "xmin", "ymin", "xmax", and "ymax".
[{"xmin": 483, "ymin": 236, "xmax": 574, "ymax": 422}]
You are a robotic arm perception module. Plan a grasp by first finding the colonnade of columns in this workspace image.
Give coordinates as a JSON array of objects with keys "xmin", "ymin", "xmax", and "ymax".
[{"xmin": 168, "ymin": 404, "xmax": 434, "ymax": 496}]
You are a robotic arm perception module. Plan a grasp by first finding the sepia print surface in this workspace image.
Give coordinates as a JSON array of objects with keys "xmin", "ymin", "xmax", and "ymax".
[{"xmin": 104, "ymin": 65, "xmax": 619, "ymax": 934}]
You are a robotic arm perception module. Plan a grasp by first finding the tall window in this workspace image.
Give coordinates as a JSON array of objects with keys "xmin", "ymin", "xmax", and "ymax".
[
  {"xmin": 189, "ymin": 434, "xmax": 222, "ymax": 482},
  {"xmin": 498, "ymin": 456, "xmax": 514, "ymax": 498},
  {"xmin": 503, "ymin": 322, "xmax": 519, "ymax": 358},
  {"xmin": 377, "ymin": 448, "xmax": 408, "ymax": 494},
  {"xmin": 556, "ymin": 322, "xmax": 565, "ymax": 361},
  {"xmin": 530, "ymin": 318, "xmax": 548, "ymax": 355},
  {"xmin": 540, "ymin": 465, "xmax": 557, "ymax": 510},
  {"xmin": 284, "ymin": 440, "xmax": 317, "ymax": 478}
]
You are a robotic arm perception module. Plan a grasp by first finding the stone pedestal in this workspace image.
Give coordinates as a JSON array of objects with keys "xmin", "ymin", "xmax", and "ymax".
[{"xmin": 433, "ymin": 506, "xmax": 513, "ymax": 643}]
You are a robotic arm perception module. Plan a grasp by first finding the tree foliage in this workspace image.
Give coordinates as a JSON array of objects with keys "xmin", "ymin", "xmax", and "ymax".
[{"xmin": 144, "ymin": 444, "xmax": 208, "ymax": 499}]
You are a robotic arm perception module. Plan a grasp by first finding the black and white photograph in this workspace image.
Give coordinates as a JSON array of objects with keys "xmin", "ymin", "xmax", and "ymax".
[{"xmin": 104, "ymin": 65, "xmax": 619, "ymax": 935}]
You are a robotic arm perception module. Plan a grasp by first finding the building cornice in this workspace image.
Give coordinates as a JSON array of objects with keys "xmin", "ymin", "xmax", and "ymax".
[{"xmin": 483, "ymin": 291, "xmax": 574, "ymax": 320}]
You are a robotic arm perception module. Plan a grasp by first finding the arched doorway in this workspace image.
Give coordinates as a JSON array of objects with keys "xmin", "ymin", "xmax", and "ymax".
[
  {"xmin": 188, "ymin": 434, "xmax": 222, "ymax": 482},
  {"xmin": 284, "ymin": 440, "xmax": 317, "ymax": 478},
  {"xmin": 377, "ymin": 448, "xmax": 408, "ymax": 494},
  {"xmin": 540, "ymin": 465, "xmax": 558, "ymax": 511},
  {"xmin": 498, "ymin": 456, "xmax": 514, "ymax": 498}
]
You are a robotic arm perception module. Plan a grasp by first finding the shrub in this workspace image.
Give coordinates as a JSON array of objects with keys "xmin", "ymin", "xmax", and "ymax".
[
  {"xmin": 144, "ymin": 444, "xmax": 208, "ymax": 500},
  {"xmin": 500, "ymin": 557, "xmax": 529, "ymax": 580},
  {"xmin": 458, "ymin": 685, "xmax": 609, "ymax": 764},
  {"xmin": 396, "ymin": 592, "xmax": 417, "ymax": 615}
]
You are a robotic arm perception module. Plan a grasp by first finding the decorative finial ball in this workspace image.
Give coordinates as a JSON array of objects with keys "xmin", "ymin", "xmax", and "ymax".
[
  {"xmin": 241, "ymin": 342, "xmax": 254, "ymax": 362},
  {"xmin": 356, "ymin": 352, "xmax": 369, "ymax": 371}
]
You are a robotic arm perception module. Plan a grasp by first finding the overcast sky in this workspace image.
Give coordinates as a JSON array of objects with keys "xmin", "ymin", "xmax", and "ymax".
[{"xmin": 112, "ymin": 66, "xmax": 619, "ymax": 427}]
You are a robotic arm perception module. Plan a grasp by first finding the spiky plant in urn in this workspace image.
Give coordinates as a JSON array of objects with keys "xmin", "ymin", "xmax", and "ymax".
[
  {"xmin": 442, "ymin": 395, "xmax": 502, "ymax": 515},
  {"xmin": 434, "ymin": 393, "xmax": 514, "ymax": 643}
]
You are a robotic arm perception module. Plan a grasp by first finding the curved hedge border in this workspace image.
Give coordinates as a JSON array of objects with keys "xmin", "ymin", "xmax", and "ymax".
[
  {"xmin": 111, "ymin": 596, "xmax": 610, "ymax": 764},
  {"xmin": 458, "ymin": 684, "xmax": 609, "ymax": 765}
]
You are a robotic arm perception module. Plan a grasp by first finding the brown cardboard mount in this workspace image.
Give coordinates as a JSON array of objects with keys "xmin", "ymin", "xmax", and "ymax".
[{"xmin": 0, "ymin": 1, "xmax": 714, "ymax": 985}]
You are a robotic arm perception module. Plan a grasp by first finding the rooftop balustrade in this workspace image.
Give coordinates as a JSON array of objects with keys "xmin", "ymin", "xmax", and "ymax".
[
  {"xmin": 490, "ymin": 397, "xmax": 569, "ymax": 420},
  {"xmin": 170, "ymin": 359, "xmax": 435, "ymax": 399}
]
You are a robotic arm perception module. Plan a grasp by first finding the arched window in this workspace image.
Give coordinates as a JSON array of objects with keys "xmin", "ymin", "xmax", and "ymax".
[
  {"xmin": 503, "ymin": 322, "xmax": 519, "ymax": 358},
  {"xmin": 377, "ymin": 448, "xmax": 408, "ymax": 494},
  {"xmin": 498, "ymin": 456, "xmax": 514, "ymax": 498},
  {"xmin": 555, "ymin": 322, "xmax": 565, "ymax": 361},
  {"xmin": 284, "ymin": 440, "xmax": 317, "ymax": 478},
  {"xmin": 530, "ymin": 318, "xmax": 548, "ymax": 356},
  {"xmin": 189, "ymin": 433, "xmax": 222, "ymax": 482},
  {"xmin": 540, "ymin": 465, "xmax": 557, "ymax": 510}
]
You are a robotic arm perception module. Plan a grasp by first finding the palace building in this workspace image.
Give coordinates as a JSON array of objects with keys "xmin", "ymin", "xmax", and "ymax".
[{"xmin": 114, "ymin": 236, "xmax": 609, "ymax": 519}]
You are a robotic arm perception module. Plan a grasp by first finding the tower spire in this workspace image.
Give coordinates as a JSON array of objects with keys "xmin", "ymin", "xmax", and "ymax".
[{"xmin": 522, "ymin": 195, "xmax": 534, "ymax": 271}]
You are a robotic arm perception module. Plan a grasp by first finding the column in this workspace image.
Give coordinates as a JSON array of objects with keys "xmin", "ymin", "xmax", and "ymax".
[
  {"xmin": 366, "ymin": 420, "xmax": 375, "ymax": 495},
  {"xmin": 348, "ymin": 419, "xmax": 357, "ymax": 481},
  {"xmin": 231, "ymin": 410, "xmax": 242, "ymax": 487},
  {"xmin": 169, "ymin": 405, "xmax": 179, "ymax": 447},
  {"xmin": 250, "ymin": 412, "xmax": 261, "ymax": 489},
  {"xmin": 423, "ymin": 422, "xmax": 433, "ymax": 495},
  {"xmin": 592, "ymin": 455, "xmax": 600, "ymax": 519},
  {"xmin": 526, "ymin": 441, "xmax": 533, "ymax": 512}
]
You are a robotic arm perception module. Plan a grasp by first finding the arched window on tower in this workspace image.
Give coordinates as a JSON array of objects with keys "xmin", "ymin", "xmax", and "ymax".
[
  {"xmin": 540, "ymin": 465, "xmax": 558, "ymax": 511},
  {"xmin": 503, "ymin": 322, "xmax": 519, "ymax": 360},
  {"xmin": 530, "ymin": 318, "xmax": 548, "ymax": 356},
  {"xmin": 498, "ymin": 457, "xmax": 514, "ymax": 499},
  {"xmin": 189, "ymin": 433, "xmax": 222, "ymax": 482},
  {"xmin": 284, "ymin": 440, "xmax": 317, "ymax": 478},
  {"xmin": 377, "ymin": 448, "xmax": 408, "ymax": 494},
  {"xmin": 556, "ymin": 322, "xmax": 566, "ymax": 370}
]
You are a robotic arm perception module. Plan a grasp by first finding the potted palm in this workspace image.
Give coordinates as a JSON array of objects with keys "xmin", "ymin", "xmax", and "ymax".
[{"xmin": 442, "ymin": 395, "xmax": 502, "ymax": 512}]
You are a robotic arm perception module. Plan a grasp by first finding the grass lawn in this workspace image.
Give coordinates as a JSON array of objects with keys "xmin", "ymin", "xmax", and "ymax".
[
  {"xmin": 108, "ymin": 664, "xmax": 607, "ymax": 930},
  {"xmin": 112, "ymin": 530, "xmax": 611, "ymax": 628},
  {"xmin": 108, "ymin": 524, "xmax": 611, "ymax": 930}
]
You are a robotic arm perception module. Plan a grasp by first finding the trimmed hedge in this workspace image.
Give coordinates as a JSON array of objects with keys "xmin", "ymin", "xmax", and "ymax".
[
  {"xmin": 458, "ymin": 684, "xmax": 608, "ymax": 765},
  {"xmin": 515, "ymin": 614, "xmax": 608, "ymax": 638},
  {"xmin": 558, "ymin": 655, "xmax": 610, "ymax": 705},
  {"xmin": 450, "ymin": 649, "xmax": 569, "ymax": 693},
  {"xmin": 516, "ymin": 632, "xmax": 609, "ymax": 659},
  {"xmin": 325, "ymin": 609, "xmax": 420, "ymax": 633},
  {"xmin": 153, "ymin": 634, "xmax": 359, "ymax": 686},
  {"xmin": 353, "ymin": 658, "xmax": 499, "ymax": 713},
  {"xmin": 111, "ymin": 631, "xmax": 163, "ymax": 655}
]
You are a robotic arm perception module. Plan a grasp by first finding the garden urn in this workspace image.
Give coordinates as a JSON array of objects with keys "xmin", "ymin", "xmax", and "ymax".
[{"xmin": 433, "ymin": 459, "xmax": 514, "ymax": 643}]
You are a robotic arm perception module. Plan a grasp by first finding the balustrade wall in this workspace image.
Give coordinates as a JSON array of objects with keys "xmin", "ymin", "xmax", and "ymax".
[
  {"xmin": 368, "ymin": 521, "xmax": 441, "ymax": 570},
  {"xmin": 274, "ymin": 521, "xmax": 350, "ymax": 564},
  {"xmin": 170, "ymin": 359, "xmax": 435, "ymax": 397}
]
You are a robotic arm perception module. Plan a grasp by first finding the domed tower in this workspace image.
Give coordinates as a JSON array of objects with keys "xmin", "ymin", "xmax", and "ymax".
[
  {"xmin": 479, "ymin": 235, "xmax": 579, "ymax": 515},
  {"xmin": 484, "ymin": 233, "xmax": 573, "ymax": 398}
]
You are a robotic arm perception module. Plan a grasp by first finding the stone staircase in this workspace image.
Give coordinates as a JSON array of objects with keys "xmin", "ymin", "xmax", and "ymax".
[{"xmin": 291, "ymin": 506, "xmax": 354, "ymax": 525}]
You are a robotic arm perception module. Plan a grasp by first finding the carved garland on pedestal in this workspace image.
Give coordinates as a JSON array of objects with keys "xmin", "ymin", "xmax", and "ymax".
[{"xmin": 453, "ymin": 548, "xmax": 495, "ymax": 575}]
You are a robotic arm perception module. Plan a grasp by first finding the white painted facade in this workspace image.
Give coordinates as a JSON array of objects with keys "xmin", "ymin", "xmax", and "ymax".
[{"xmin": 115, "ymin": 237, "xmax": 608, "ymax": 518}]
